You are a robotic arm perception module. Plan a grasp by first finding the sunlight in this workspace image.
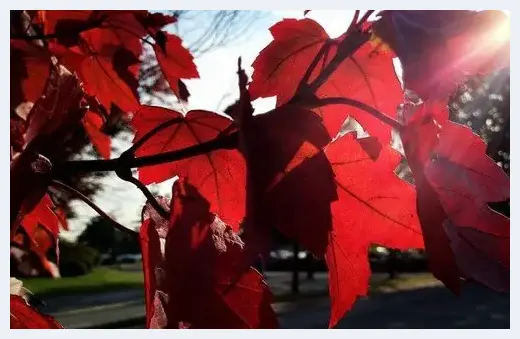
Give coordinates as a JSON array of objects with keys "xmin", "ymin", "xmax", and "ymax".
[{"xmin": 489, "ymin": 15, "xmax": 510, "ymax": 45}]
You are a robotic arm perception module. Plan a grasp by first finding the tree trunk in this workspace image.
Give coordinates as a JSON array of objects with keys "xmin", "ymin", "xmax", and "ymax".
[{"xmin": 291, "ymin": 242, "xmax": 300, "ymax": 294}]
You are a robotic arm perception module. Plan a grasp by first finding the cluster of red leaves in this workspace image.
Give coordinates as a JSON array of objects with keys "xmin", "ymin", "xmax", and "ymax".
[
  {"xmin": 140, "ymin": 179, "xmax": 278, "ymax": 328},
  {"xmin": 132, "ymin": 12, "xmax": 509, "ymax": 328},
  {"xmin": 10, "ymin": 9, "xmax": 509, "ymax": 329},
  {"xmin": 10, "ymin": 10, "xmax": 197, "ymax": 329}
]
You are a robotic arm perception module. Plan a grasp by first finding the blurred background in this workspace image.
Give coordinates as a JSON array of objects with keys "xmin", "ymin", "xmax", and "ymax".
[{"xmin": 11, "ymin": 10, "xmax": 510, "ymax": 329}]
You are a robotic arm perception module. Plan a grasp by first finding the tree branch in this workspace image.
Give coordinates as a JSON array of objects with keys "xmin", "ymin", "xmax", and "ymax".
[
  {"xmin": 54, "ymin": 132, "xmax": 239, "ymax": 175},
  {"xmin": 120, "ymin": 174, "xmax": 170, "ymax": 220},
  {"xmin": 50, "ymin": 180, "xmax": 137, "ymax": 237},
  {"xmin": 308, "ymin": 97, "xmax": 404, "ymax": 131}
]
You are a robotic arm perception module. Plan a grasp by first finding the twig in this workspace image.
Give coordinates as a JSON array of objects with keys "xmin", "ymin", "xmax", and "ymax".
[
  {"xmin": 358, "ymin": 10, "xmax": 375, "ymax": 26},
  {"xmin": 50, "ymin": 180, "xmax": 137, "ymax": 237},
  {"xmin": 307, "ymin": 30, "xmax": 371, "ymax": 93},
  {"xmin": 297, "ymin": 42, "xmax": 331, "ymax": 92},
  {"xmin": 307, "ymin": 97, "xmax": 404, "ymax": 131},
  {"xmin": 121, "ymin": 174, "xmax": 170, "ymax": 220},
  {"xmin": 347, "ymin": 10, "xmax": 361, "ymax": 32}
]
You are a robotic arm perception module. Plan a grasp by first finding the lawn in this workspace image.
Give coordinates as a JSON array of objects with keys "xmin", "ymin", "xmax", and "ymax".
[{"xmin": 22, "ymin": 267, "xmax": 144, "ymax": 297}]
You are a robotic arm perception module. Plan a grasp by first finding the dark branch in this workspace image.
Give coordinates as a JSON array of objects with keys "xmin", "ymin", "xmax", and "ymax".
[
  {"xmin": 121, "ymin": 174, "xmax": 170, "ymax": 220},
  {"xmin": 55, "ymin": 132, "xmax": 239, "ymax": 175},
  {"xmin": 50, "ymin": 180, "xmax": 137, "ymax": 237},
  {"xmin": 308, "ymin": 97, "xmax": 404, "ymax": 131},
  {"xmin": 347, "ymin": 10, "xmax": 361, "ymax": 32},
  {"xmin": 308, "ymin": 30, "xmax": 371, "ymax": 93}
]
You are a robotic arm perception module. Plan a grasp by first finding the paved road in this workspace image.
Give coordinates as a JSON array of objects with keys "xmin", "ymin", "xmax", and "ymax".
[
  {"xmin": 280, "ymin": 283, "xmax": 510, "ymax": 329},
  {"xmin": 43, "ymin": 272, "xmax": 509, "ymax": 329}
]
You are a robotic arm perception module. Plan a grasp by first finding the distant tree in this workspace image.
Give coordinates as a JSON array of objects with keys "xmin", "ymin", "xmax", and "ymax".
[{"xmin": 77, "ymin": 216, "xmax": 117, "ymax": 255}]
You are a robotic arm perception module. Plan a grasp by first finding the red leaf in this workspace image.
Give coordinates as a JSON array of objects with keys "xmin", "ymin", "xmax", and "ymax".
[
  {"xmin": 11, "ymin": 64, "xmax": 86, "ymax": 235},
  {"xmin": 132, "ymin": 106, "xmax": 245, "ymax": 228},
  {"xmin": 21, "ymin": 194, "xmax": 61, "ymax": 240},
  {"xmin": 83, "ymin": 111, "xmax": 111, "ymax": 159},
  {"xmin": 153, "ymin": 32, "xmax": 199, "ymax": 101},
  {"xmin": 52, "ymin": 44, "xmax": 140, "ymax": 113},
  {"xmin": 249, "ymin": 18, "xmax": 328, "ymax": 105},
  {"xmin": 249, "ymin": 19, "xmax": 403, "ymax": 143},
  {"xmin": 401, "ymin": 102, "xmax": 510, "ymax": 293},
  {"xmin": 237, "ymin": 98, "xmax": 422, "ymax": 327},
  {"xmin": 374, "ymin": 10, "xmax": 510, "ymax": 101},
  {"xmin": 10, "ymin": 295, "xmax": 63, "ymax": 329},
  {"xmin": 42, "ymin": 10, "xmax": 147, "ymax": 54},
  {"xmin": 25, "ymin": 63, "xmax": 86, "ymax": 145},
  {"xmin": 263, "ymin": 133, "xmax": 423, "ymax": 327},
  {"xmin": 10, "ymin": 40, "xmax": 51, "ymax": 108},
  {"xmin": 134, "ymin": 12, "xmax": 177, "ymax": 34},
  {"xmin": 139, "ymin": 180, "xmax": 278, "ymax": 328}
]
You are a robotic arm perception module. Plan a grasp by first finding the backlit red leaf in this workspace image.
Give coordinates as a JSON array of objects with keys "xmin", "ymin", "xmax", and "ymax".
[
  {"xmin": 139, "ymin": 180, "xmax": 278, "ymax": 328},
  {"xmin": 52, "ymin": 44, "xmax": 140, "ymax": 113},
  {"xmin": 400, "ymin": 102, "xmax": 510, "ymax": 293},
  {"xmin": 238, "ymin": 98, "xmax": 422, "ymax": 327},
  {"xmin": 249, "ymin": 18, "xmax": 403, "ymax": 143},
  {"xmin": 10, "ymin": 40, "xmax": 51, "ymax": 108},
  {"xmin": 83, "ymin": 111, "xmax": 111, "ymax": 159},
  {"xmin": 10, "ymin": 295, "xmax": 63, "ymax": 329},
  {"xmin": 153, "ymin": 32, "xmax": 199, "ymax": 101},
  {"xmin": 132, "ymin": 106, "xmax": 245, "ymax": 228},
  {"xmin": 374, "ymin": 10, "xmax": 510, "ymax": 101},
  {"xmin": 21, "ymin": 194, "xmax": 62, "ymax": 240}
]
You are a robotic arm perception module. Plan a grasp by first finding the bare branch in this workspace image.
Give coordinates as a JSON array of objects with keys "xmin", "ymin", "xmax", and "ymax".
[{"xmin": 50, "ymin": 180, "xmax": 137, "ymax": 237}]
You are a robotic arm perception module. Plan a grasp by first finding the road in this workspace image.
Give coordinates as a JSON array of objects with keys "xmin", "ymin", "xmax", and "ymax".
[{"xmin": 42, "ymin": 272, "xmax": 509, "ymax": 329}]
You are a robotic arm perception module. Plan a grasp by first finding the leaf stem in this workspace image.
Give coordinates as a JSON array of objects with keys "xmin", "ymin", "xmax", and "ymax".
[{"xmin": 50, "ymin": 180, "xmax": 137, "ymax": 237}]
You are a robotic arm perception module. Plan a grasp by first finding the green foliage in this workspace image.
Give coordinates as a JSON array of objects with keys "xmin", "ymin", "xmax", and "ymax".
[{"xmin": 58, "ymin": 240, "xmax": 100, "ymax": 277}]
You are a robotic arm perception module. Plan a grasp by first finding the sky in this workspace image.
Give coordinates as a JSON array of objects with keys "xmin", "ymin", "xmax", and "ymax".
[{"xmin": 61, "ymin": 10, "xmax": 362, "ymax": 240}]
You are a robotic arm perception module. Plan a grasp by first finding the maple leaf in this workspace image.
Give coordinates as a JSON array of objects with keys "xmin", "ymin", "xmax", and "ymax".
[
  {"xmin": 400, "ymin": 102, "xmax": 510, "ymax": 293},
  {"xmin": 10, "ymin": 40, "xmax": 51, "ymax": 109},
  {"xmin": 374, "ymin": 10, "xmax": 510, "ymax": 101},
  {"xmin": 51, "ymin": 43, "xmax": 140, "ymax": 114},
  {"xmin": 139, "ymin": 180, "xmax": 278, "ymax": 329},
  {"xmin": 44, "ymin": 11, "xmax": 151, "ymax": 113},
  {"xmin": 131, "ymin": 105, "xmax": 246, "ymax": 228},
  {"xmin": 10, "ymin": 295, "xmax": 63, "ymax": 329},
  {"xmin": 21, "ymin": 194, "xmax": 61, "ymax": 239},
  {"xmin": 41, "ymin": 10, "xmax": 147, "ymax": 53},
  {"xmin": 262, "ymin": 132, "xmax": 423, "ymax": 327},
  {"xmin": 83, "ymin": 111, "xmax": 111, "ymax": 159},
  {"xmin": 11, "ymin": 63, "xmax": 86, "ymax": 234},
  {"xmin": 153, "ymin": 31, "xmax": 199, "ymax": 101},
  {"xmin": 249, "ymin": 18, "xmax": 403, "ymax": 143},
  {"xmin": 236, "ymin": 84, "xmax": 421, "ymax": 327}
]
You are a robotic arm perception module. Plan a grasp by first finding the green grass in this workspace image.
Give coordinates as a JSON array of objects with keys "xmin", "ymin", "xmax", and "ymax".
[{"xmin": 22, "ymin": 267, "xmax": 144, "ymax": 297}]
